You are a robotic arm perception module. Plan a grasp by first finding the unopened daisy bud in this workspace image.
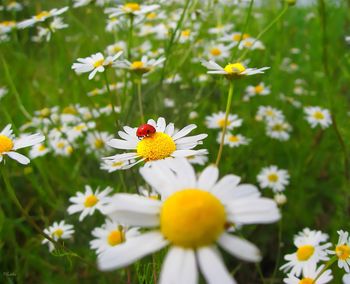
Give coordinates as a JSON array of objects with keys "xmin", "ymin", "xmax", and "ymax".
[{"xmin": 274, "ymin": 193, "xmax": 287, "ymax": 206}]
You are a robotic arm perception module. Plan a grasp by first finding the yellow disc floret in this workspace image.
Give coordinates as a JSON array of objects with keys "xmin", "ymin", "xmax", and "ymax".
[
  {"xmin": 52, "ymin": 229, "xmax": 63, "ymax": 238},
  {"xmin": 210, "ymin": 48, "xmax": 222, "ymax": 56},
  {"xmin": 217, "ymin": 118, "xmax": 231, "ymax": 128},
  {"xmin": 107, "ymin": 230, "xmax": 124, "ymax": 246},
  {"xmin": 228, "ymin": 135, "xmax": 239, "ymax": 143},
  {"xmin": 255, "ymin": 85, "xmax": 264, "ymax": 94},
  {"xmin": 296, "ymin": 245, "xmax": 315, "ymax": 261},
  {"xmin": 84, "ymin": 195, "xmax": 99, "ymax": 208},
  {"xmin": 35, "ymin": 11, "xmax": 50, "ymax": 20},
  {"xmin": 224, "ymin": 63, "xmax": 246, "ymax": 75},
  {"xmin": 313, "ymin": 111, "xmax": 325, "ymax": 120},
  {"xmin": 268, "ymin": 173, "xmax": 279, "ymax": 182},
  {"xmin": 123, "ymin": 3, "xmax": 140, "ymax": 11},
  {"xmin": 0, "ymin": 135, "xmax": 14, "ymax": 153},
  {"xmin": 137, "ymin": 132, "xmax": 176, "ymax": 161},
  {"xmin": 94, "ymin": 59, "xmax": 104, "ymax": 68},
  {"xmin": 299, "ymin": 278, "xmax": 314, "ymax": 284},
  {"xmin": 336, "ymin": 244, "xmax": 350, "ymax": 260},
  {"xmin": 160, "ymin": 189, "xmax": 226, "ymax": 248}
]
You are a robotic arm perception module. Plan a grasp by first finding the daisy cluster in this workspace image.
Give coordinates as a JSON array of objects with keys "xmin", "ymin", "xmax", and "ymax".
[{"xmin": 280, "ymin": 228, "xmax": 350, "ymax": 284}]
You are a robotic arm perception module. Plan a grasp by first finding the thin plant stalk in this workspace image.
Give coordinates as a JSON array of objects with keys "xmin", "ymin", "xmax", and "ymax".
[
  {"xmin": 215, "ymin": 80, "xmax": 234, "ymax": 167},
  {"xmin": 238, "ymin": 4, "xmax": 289, "ymax": 62},
  {"xmin": 313, "ymin": 256, "xmax": 337, "ymax": 282},
  {"xmin": 127, "ymin": 15, "xmax": 134, "ymax": 60},
  {"xmin": 136, "ymin": 78, "xmax": 145, "ymax": 124},
  {"xmin": 104, "ymin": 71, "xmax": 119, "ymax": 128}
]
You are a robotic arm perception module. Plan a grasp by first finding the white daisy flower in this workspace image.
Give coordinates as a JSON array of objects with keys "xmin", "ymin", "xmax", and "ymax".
[
  {"xmin": 280, "ymin": 230, "xmax": 331, "ymax": 276},
  {"xmin": 295, "ymin": 229, "xmax": 329, "ymax": 244},
  {"xmin": 243, "ymin": 82, "xmax": 271, "ymax": 101},
  {"xmin": 257, "ymin": 165, "xmax": 290, "ymax": 192},
  {"xmin": 206, "ymin": 43, "xmax": 233, "ymax": 60},
  {"xmin": 220, "ymin": 32, "xmax": 251, "ymax": 43},
  {"xmin": 72, "ymin": 51, "xmax": 123, "ymax": 80},
  {"xmin": 86, "ymin": 131, "xmax": 113, "ymax": 155},
  {"xmin": 328, "ymin": 230, "xmax": 350, "ymax": 272},
  {"xmin": 17, "ymin": 6, "xmax": 69, "ymax": 29},
  {"xmin": 283, "ymin": 265, "xmax": 333, "ymax": 284},
  {"xmin": 105, "ymin": 3, "xmax": 159, "ymax": 18},
  {"xmin": 218, "ymin": 132, "xmax": 251, "ymax": 148},
  {"xmin": 201, "ymin": 60, "xmax": 270, "ymax": 79},
  {"xmin": 29, "ymin": 143, "xmax": 50, "ymax": 159},
  {"xmin": 90, "ymin": 219, "xmax": 140, "ymax": 255},
  {"xmin": 266, "ymin": 118, "xmax": 292, "ymax": 141},
  {"xmin": 205, "ymin": 111, "xmax": 243, "ymax": 130},
  {"xmin": 42, "ymin": 220, "xmax": 74, "ymax": 252},
  {"xmin": 100, "ymin": 159, "xmax": 133, "ymax": 173},
  {"xmin": 67, "ymin": 185, "xmax": 112, "ymax": 221},
  {"xmin": 0, "ymin": 124, "xmax": 45, "ymax": 165},
  {"xmin": 115, "ymin": 55, "xmax": 165, "ymax": 75},
  {"xmin": 256, "ymin": 106, "xmax": 285, "ymax": 122},
  {"xmin": 0, "ymin": 21, "xmax": 17, "ymax": 34},
  {"xmin": 304, "ymin": 106, "xmax": 332, "ymax": 129},
  {"xmin": 238, "ymin": 38, "xmax": 265, "ymax": 50},
  {"xmin": 179, "ymin": 28, "xmax": 195, "ymax": 43},
  {"xmin": 98, "ymin": 158, "xmax": 280, "ymax": 284},
  {"xmin": 50, "ymin": 138, "xmax": 74, "ymax": 157},
  {"xmin": 102, "ymin": 117, "xmax": 208, "ymax": 170},
  {"xmin": 208, "ymin": 24, "xmax": 234, "ymax": 35},
  {"xmin": 6, "ymin": 1, "xmax": 23, "ymax": 12},
  {"xmin": 106, "ymin": 41, "xmax": 126, "ymax": 56}
]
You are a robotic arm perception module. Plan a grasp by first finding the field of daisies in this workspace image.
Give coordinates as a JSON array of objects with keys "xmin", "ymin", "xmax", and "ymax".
[{"xmin": 1, "ymin": 0, "xmax": 350, "ymax": 283}]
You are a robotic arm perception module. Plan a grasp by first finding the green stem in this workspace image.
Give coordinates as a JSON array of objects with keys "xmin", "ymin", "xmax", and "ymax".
[
  {"xmin": 270, "ymin": 220, "xmax": 283, "ymax": 284},
  {"xmin": 127, "ymin": 15, "xmax": 134, "ymax": 60},
  {"xmin": 231, "ymin": 0, "xmax": 255, "ymax": 61},
  {"xmin": 215, "ymin": 80, "xmax": 234, "ymax": 167},
  {"xmin": 313, "ymin": 257, "xmax": 337, "ymax": 282},
  {"xmin": 255, "ymin": 263, "xmax": 266, "ymax": 284},
  {"xmin": 160, "ymin": 0, "xmax": 191, "ymax": 84},
  {"xmin": 104, "ymin": 71, "xmax": 119, "ymax": 129},
  {"xmin": 238, "ymin": 4, "xmax": 288, "ymax": 62},
  {"xmin": 0, "ymin": 54, "xmax": 32, "ymax": 120},
  {"xmin": 136, "ymin": 78, "xmax": 145, "ymax": 124}
]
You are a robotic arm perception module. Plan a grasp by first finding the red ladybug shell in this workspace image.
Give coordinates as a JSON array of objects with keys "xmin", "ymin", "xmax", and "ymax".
[{"xmin": 136, "ymin": 124, "xmax": 156, "ymax": 138}]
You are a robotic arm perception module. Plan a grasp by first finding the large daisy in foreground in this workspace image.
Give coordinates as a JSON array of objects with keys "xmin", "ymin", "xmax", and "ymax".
[
  {"xmin": 98, "ymin": 158, "xmax": 280, "ymax": 283},
  {"xmin": 102, "ymin": 117, "xmax": 208, "ymax": 170}
]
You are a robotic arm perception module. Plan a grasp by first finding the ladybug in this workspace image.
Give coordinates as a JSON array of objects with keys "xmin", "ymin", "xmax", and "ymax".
[{"xmin": 136, "ymin": 124, "xmax": 156, "ymax": 139}]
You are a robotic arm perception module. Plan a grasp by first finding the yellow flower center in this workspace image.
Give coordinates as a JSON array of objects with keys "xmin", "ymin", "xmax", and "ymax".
[
  {"xmin": 336, "ymin": 244, "xmax": 350, "ymax": 260},
  {"xmin": 210, "ymin": 48, "xmax": 222, "ymax": 56},
  {"xmin": 0, "ymin": 135, "xmax": 14, "ymax": 153},
  {"xmin": 67, "ymin": 146, "xmax": 74, "ymax": 154},
  {"xmin": 224, "ymin": 63, "xmax": 246, "ymax": 75},
  {"xmin": 160, "ymin": 189, "xmax": 226, "ymax": 248},
  {"xmin": 107, "ymin": 230, "xmax": 124, "ymax": 246},
  {"xmin": 296, "ymin": 245, "xmax": 315, "ymax": 261},
  {"xmin": 131, "ymin": 61, "xmax": 144, "ymax": 69},
  {"xmin": 272, "ymin": 124, "xmax": 284, "ymax": 132},
  {"xmin": 52, "ymin": 229, "xmax": 63, "ymax": 238},
  {"xmin": 35, "ymin": 11, "xmax": 50, "ymax": 20},
  {"xmin": 228, "ymin": 135, "xmax": 239, "ymax": 142},
  {"xmin": 266, "ymin": 110, "xmax": 275, "ymax": 116},
  {"xmin": 1, "ymin": 21, "xmax": 16, "ymax": 27},
  {"xmin": 244, "ymin": 41, "xmax": 253, "ymax": 47},
  {"xmin": 94, "ymin": 139, "xmax": 104, "ymax": 149},
  {"xmin": 112, "ymin": 161, "xmax": 124, "ymax": 167},
  {"xmin": 74, "ymin": 125, "xmax": 86, "ymax": 131},
  {"xmin": 84, "ymin": 195, "xmax": 99, "ymax": 208},
  {"xmin": 255, "ymin": 85, "xmax": 264, "ymax": 94},
  {"xmin": 299, "ymin": 278, "xmax": 314, "ymax": 284},
  {"xmin": 217, "ymin": 118, "xmax": 231, "ymax": 128},
  {"xmin": 38, "ymin": 145, "xmax": 46, "ymax": 151},
  {"xmin": 62, "ymin": 106, "xmax": 77, "ymax": 114},
  {"xmin": 94, "ymin": 59, "xmax": 105, "ymax": 68},
  {"xmin": 57, "ymin": 141, "xmax": 65, "ymax": 149},
  {"xmin": 123, "ymin": 3, "xmax": 140, "ymax": 11},
  {"xmin": 136, "ymin": 132, "xmax": 176, "ymax": 161},
  {"xmin": 147, "ymin": 12, "xmax": 157, "ymax": 19},
  {"xmin": 181, "ymin": 29, "xmax": 191, "ymax": 37},
  {"xmin": 232, "ymin": 33, "xmax": 250, "ymax": 41},
  {"xmin": 268, "ymin": 173, "xmax": 279, "ymax": 182},
  {"xmin": 313, "ymin": 111, "xmax": 324, "ymax": 120},
  {"xmin": 40, "ymin": 107, "xmax": 51, "ymax": 117}
]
